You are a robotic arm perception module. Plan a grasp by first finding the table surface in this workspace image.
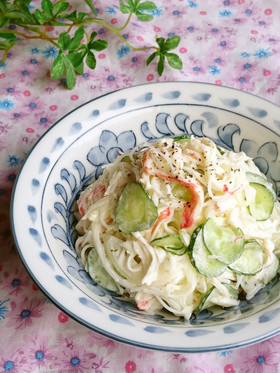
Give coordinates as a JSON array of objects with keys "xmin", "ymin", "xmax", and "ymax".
[{"xmin": 1, "ymin": 0, "xmax": 280, "ymax": 372}]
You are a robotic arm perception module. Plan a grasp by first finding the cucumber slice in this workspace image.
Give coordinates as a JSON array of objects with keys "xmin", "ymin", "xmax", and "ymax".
[
  {"xmin": 188, "ymin": 225, "xmax": 227, "ymax": 277},
  {"xmin": 239, "ymin": 253, "xmax": 279, "ymax": 297},
  {"xmin": 115, "ymin": 182, "xmax": 158, "ymax": 234},
  {"xmin": 203, "ymin": 218, "xmax": 244, "ymax": 265},
  {"xmin": 172, "ymin": 183, "xmax": 191, "ymax": 202},
  {"xmin": 246, "ymin": 172, "xmax": 276, "ymax": 201},
  {"xmin": 195, "ymin": 283, "xmax": 238, "ymax": 314},
  {"xmin": 248, "ymin": 182, "xmax": 275, "ymax": 221},
  {"xmin": 229, "ymin": 240, "xmax": 263, "ymax": 275},
  {"xmin": 121, "ymin": 155, "xmax": 131, "ymax": 163},
  {"xmin": 151, "ymin": 234, "xmax": 187, "ymax": 256},
  {"xmin": 87, "ymin": 249, "xmax": 119, "ymax": 292},
  {"xmin": 173, "ymin": 135, "xmax": 191, "ymax": 143}
]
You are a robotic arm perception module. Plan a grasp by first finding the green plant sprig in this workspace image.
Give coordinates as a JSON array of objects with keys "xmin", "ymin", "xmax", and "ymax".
[{"xmin": 0, "ymin": 0, "xmax": 183, "ymax": 89}]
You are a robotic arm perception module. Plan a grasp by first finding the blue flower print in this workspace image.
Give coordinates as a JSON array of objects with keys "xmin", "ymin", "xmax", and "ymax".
[
  {"xmin": 219, "ymin": 9, "xmax": 233, "ymax": 17},
  {"xmin": 0, "ymin": 99, "xmax": 14, "ymax": 111},
  {"xmin": 240, "ymin": 51, "xmax": 251, "ymax": 59},
  {"xmin": 106, "ymin": 6, "xmax": 117, "ymax": 14},
  {"xmin": 8, "ymin": 155, "xmax": 22, "ymax": 168},
  {"xmin": 209, "ymin": 65, "xmax": 221, "ymax": 75},
  {"xmin": 0, "ymin": 299, "xmax": 9, "ymax": 321},
  {"xmin": 188, "ymin": 1, "xmax": 198, "ymax": 8},
  {"xmin": 253, "ymin": 48, "xmax": 272, "ymax": 59},
  {"xmin": 117, "ymin": 45, "xmax": 130, "ymax": 58},
  {"xmin": 144, "ymin": 7, "xmax": 163, "ymax": 17},
  {"xmin": 42, "ymin": 46, "xmax": 59, "ymax": 59},
  {"xmin": 30, "ymin": 47, "xmax": 40, "ymax": 55},
  {"xmin": 0, "ymin": 61, "xmax": 7, "ymax": 69},
  {"xmin": 219, "ymin": 350, "xmax": 232, "ymax": 357},
  {"xmin": 87, "ymin": 130, "xmax": 136, "ymax": 178}
]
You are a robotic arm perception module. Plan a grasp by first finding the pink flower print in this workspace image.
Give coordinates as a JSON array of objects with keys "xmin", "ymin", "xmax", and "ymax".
[
  {"xmin": 238, "ymin": 1, "xmax": 262, "ymax": 20},
  {"xmin": 9, "ymin": 111, "xmax": 30, "ymax": 122},
  {"xmin": 17, "ymin": 66, "xmax": 36, "ymax": 86},
  {"xmin": 0, "ymin": 168, "xmax": 17, "ymax": 188},
  {"xmin": 0, "ymin": 121, "xmax": 11, "ymax": 135},
  {"xmin": 34, "ymin": 110, "xmax": 57, "ymax": 129},
  {"xmin": 120, "ymin": 52, "xmax": 147, "ymax": 71},
  {"xmin": 0, "ymin": 349, "xmax": 29, "ymax": 373},
  {"xmin": 23, "ymin": 56, "xmax": 43, "ymax": 70},
  {"xmin": 224, "ymin": 364, "xmax": 236, "ymax": 373},
  {"xmin": 227, "ymin": 71, "xmax": 255, "ymax": 92},
  {"xmin": 238, "ymin": 341, "xmax": 279, "ymax": 373},
  {"xmin": 24, "ymin": 333, "xmax": 55, "ymax": 370},
  {"xmin": 6, "ymin": 296, "xmax": 43, "ymax": 329},
  {"xmin": 58, "ymin": 311, "xmax": 69, "ymax": 323},
  {"xmin": 125, "ymin": 360, "xmax": 137, "ymax": 373},
  {"xmin": 91, "ymin": 356, "xmax": 110, "ymax": 372},
  {"xmin": 4, "ymin": 85, "xmax": 22, "ymax": 98},
  {"xmin": 98, "ymin": 67, "xmax": 128, "ymax": 90},
  {"xmin": 24, "ymin": 96, "xmax": 45, "ymax": 112},
  {"xmin": 87, "ymin": 331, "xmax": 116, "ymax": 354},
  {"xmin": 0, "ymin": 266, "xmax": 30, "ymax": 296},
  {"xmin": 0, "ymin": 137, "xmax": 7, "ymax": 152},
  {"xmin": 185, "ymin": 56, "xmax": 206, "ymax": 77},
  {"xmin": 217, "ymin": 36, "xmax": 237, "ymax": 51},
  {"xmin": 54, "ymin": 348, "xmax": 95, "ymax": 373}
]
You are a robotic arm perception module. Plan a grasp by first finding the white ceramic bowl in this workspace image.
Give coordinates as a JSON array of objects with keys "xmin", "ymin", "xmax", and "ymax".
[{"xmin": 11, "ymin": 82, "xmax": 280, "ymax": 352}]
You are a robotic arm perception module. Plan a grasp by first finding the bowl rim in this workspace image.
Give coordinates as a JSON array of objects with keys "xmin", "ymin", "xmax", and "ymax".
[{"xmin": 10, "ymin": 81, "xmax": 280, "ymax": 352}]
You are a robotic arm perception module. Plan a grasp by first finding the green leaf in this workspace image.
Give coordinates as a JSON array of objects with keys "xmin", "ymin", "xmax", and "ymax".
[
  {"xmin": 67, "ymin": 25, "xmax": 84, "ymax": 50},
  {"xmin": 136, "ymin": 12, "xmax": 153, "ymax": 21},
  {"xmin": 86, "ymin": 51, "xmax": 96, "ymax": 69},
  {"xmin": 74, "ymin": 61, "xmax": 84, "ymax": 75},
  {"xmin": 90, "ymin": 31, "xmax": 97, "ymax": 41},
  {"xmin": 63, "ymin": 56, "xmax": 76, "ymax": 89},
  {"xmin": 164, "ymin": 35, "xmax": 181, "ymax": 51},
  {"xmin": 157, "ymin": 53, "xmax": 165, "ymax": 76},
  {"xmin": 165, "ymin": 52, "xmax": 183, "ymax": 70},
  {"xmin": 0, "ymin": 31, "xmax": 16, "ymax": 41},
  {"xmin": 84, "ymin": 0, "xmax": 97, "ymax": 16},
  {"xmin": 120, "ymin": 0, "xmax": 156, "ymax": 20},
  {"xmin": 67, "ymin": 50, "xmax": 86, "ymax": 68},
  {"xmin": 53, "ymin": 1, "xmax": 69, "ymax": 16},
  {"xmin": 77, "ymin": 11, "xmax": 89, "ymax": 20},
  {"xmin": 89, "ymin": 39, "xmax": 108, "ymax": 51},
  {"xmin": 50, "ymin": 53, "xmax": 64, "ymax": 79},
  {"xmin": 34, "ymin": 8, "xmax": 51, "ymax": 24},
  {"xmin": 58, "ymin": 31, "xmax": 71, "ymax": 50},
  {"xmin": 146, "ymin": 51, "xmax": 159, "ymax": 65},
  {"xmin": 120, "ymin": 1, "xmax": 130, "ymax": 14},
  {"xmin": 137, "ymin": 1, "xmax": 157, "ymax": 11},
  {"xmin": 0, "ymin": 16, "xmax": 10, "ymax": 28},
  {"xmin": 155, "ymin": 37, "xmax": 165, "ymax": 50},
  {"xmin": 41, "ymin": 0, "xmax": 53, "ymax": 17}
]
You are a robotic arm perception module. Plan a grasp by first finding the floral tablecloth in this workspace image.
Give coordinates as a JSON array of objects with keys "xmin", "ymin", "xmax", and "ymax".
[{"xmin": 1, "ymin": 0, "xmax": 280, "ymax": 372}]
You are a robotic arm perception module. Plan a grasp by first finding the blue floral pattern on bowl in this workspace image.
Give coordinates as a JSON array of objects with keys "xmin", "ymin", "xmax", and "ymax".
[{"xmin": 11, "ymin": 82, "xmax": 280, "ymax": 352}]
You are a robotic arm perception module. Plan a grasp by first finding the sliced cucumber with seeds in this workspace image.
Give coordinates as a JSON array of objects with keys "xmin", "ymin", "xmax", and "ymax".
[
  {"xmin": 151, "ymin": 234, "xmax": 187, "ymax": 256},
  {"xmin": 203, "ymin": 218, "xmax": 244, "ymax": 265},
  {"xmin": 229, "ymin": 240, "xmax": 263, "ymax": 275},
  {"xmin": 115, "ymin": 182, "xmax": 158, "ymax": 234},
  {"xmin": 195, "ymin": 283, "xmax": 238, "ymax": 314},
  {"xmin": 248, "ymin": 182, "xmax": 275, "ymax": 221},
  {"xmin": 188, "ymin": 224, "xmax": 227, "ymax": 277}
]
